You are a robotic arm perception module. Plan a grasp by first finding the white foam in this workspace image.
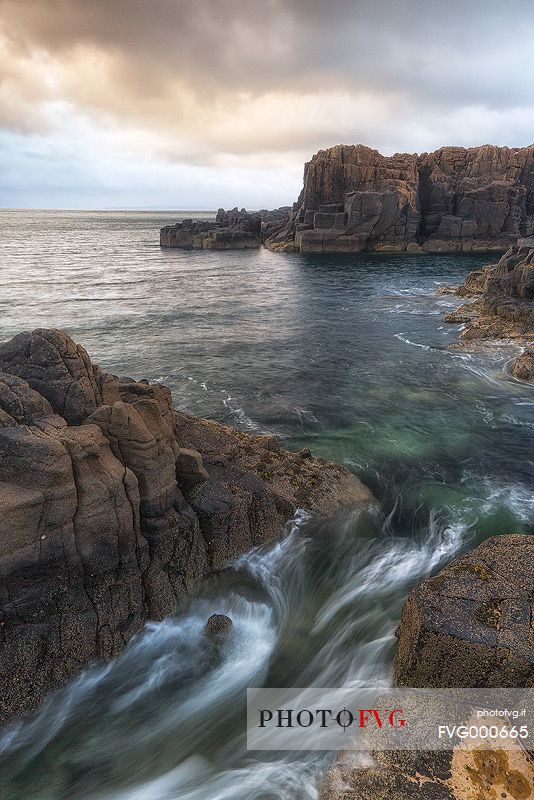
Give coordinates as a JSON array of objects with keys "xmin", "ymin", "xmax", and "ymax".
[{"xmin": 394, "ymin": 332, "xmax": 432, "ymax": 351}]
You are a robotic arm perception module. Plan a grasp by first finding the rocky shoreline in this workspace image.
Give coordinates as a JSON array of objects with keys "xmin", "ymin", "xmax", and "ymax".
[
  {"xmin": 1, "ymin": 326, "xmax": 532, "ymax": 796},
  {"xmin": 442, "ymin": 237, "xmax": 534, "ymax": 380},
  {"xmin": 160, "ymin": 206, "xmax": 290, "ymax": 250},
  {"xmin": 161, "ymin": 143, "xmax": 534, "ymax": 254},
  {"xmin": 0, "ymin": 328, "xmax": 375, "ymax": 726}
]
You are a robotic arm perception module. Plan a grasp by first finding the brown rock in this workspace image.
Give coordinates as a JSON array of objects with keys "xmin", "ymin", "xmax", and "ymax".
[
  {"xmin": 322, "ymin": 536, "xmax": 534, "ymax": 800},
  {"xmin": 320, "ymin": 762, "xmax": 453, "ymax": 800},
  {"xmin": 86, "ymin": 399, "xmax": 180, "ymax": 520},
  {"xmin": 205, "ymin": 613, "xmax": 233, "ymax": 639},
  {"xmin": 0, "ymin": 329, "xmax": 375, "ymax": 726},
  {"xmin": 176, "ymin": 447, "xmax": 209, "ymax": 490},
  {"xmin": 394, "ymin": 534, "xmax": 534, "ymax": 689},
  {"xmin": 0, "ymin": 417, "xmax": 148, "ymax": 723},
  {"xmin": 0, "ymin": 329, "xmax": 120, "ymax": 425},
  {"xmin": 443, "ymin": 238, "xmax": 534, "ymax": 342},
  {"xmin": 173, "ymin": 410, "xmax": 376, "ymax": 520},
  {"xmin": 265, "ymin": 144, "xmax": 534, "ymax": 253},
  {"xmin": 511, "ymin": 349, "xmax": 534, "ymax": 380}
]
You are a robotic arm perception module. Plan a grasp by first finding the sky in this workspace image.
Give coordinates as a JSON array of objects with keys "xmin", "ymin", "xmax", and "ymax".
[{"xmin": 1, "ymin": 0, "xmax": 533, "ymax": 210}]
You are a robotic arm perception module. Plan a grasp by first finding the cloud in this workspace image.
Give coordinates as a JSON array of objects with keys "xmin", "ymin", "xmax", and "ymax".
[{"xmin": 1, "ymin": 0, "xmax": 533, "ymax": 206}]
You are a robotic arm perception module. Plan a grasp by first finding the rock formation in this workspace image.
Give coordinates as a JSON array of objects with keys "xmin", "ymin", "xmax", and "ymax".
[
  {"xmin": 442, "ymin": 237, "xmax": 534, "ymax": 376},
  {"xmin": 394, "ymin": 534, "xmax": 534, "ymax": 688},
  {"xmin": 321, "ymin": 745, "xmax": 533, "ymax": 800},
  {"xmin": 321, "ymin": 535, "xmax": 534, "ymax": 799},
  {"xmin": 160, "ymin": 206, "xmax": 294, "ymax": 250},
  {"xmin": 0, "ymin": 329, "xmax": 375, "ymax": 725},
  {"xmin": 444, "ymin": 237, "xmax": 534, "ymax": 336},
  {"xmin": 161, "ymin": 144, "xmax": 534, "ymax": 253},
  {"xmin": 512, "ymin": 348, "xmax": 534, "ymax": 381},
  {"xmin": 160, "ymin": 207, "xmax": 264, "ymax": 249},
  {"xmin": 268, "ymin": 144, "xmax": 534, "ymax": 253}
]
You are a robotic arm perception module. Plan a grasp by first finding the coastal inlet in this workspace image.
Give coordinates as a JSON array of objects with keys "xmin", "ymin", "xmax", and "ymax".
[{"xmin": 0, "ymin": 209, "xmax": 533, "ymax": 799}]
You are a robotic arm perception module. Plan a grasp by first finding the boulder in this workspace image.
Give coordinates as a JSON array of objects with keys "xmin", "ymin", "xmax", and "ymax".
[
  {"xmin": 512, "ymin": 349, "xmax": 534, "ymax": 381},
  {"xmin": 205, "ymin": 613, "xmax": 233, "ymax": 640},
  {"xmin": 394, "ymin": 534, "xmax": 534, "ymax": 688}
]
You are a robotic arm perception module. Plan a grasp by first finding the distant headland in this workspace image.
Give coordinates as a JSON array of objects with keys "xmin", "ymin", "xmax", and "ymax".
[{"xmin": 161, "ymin": 143, "xmax": 534, "ymax": 254}]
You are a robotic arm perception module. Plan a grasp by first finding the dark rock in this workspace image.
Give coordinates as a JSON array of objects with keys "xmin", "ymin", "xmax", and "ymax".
[
  {"xmin": 512, "ymin": 348, "xmax": 534, "ymax": 380},
  {"xmin": 173, "ymin": 410, "xmax": 376, "ymax": 522},
  {"xmin": 160, "ymin": 208, "xmax": 262, "ymax": 250},
  {"xmin": 319, "ymin": 204, "xmax": 344, "ymax": 213},
  {"xmin": 264, "ymin": 143, "xmax": 534, "ymax": 253},
  {"xmin": 443, "ymin": 237, "xmax": 534, "ymax": 341},
  {"xmin": 176, "ymin": 447, "xmax": 209, "ymax": 490},
  {"xmin": 205, "ymin": 613, "xmax": 233, "ymax": 639},
  {"xmin": 322, "ymin": 536, "xmax": 534, "ymax": 800},
  {"xmin": 0, "ymin": 329, "xmax": 375, "ymax": 726},
  {"xmin": 313, "ymin": 212, "xmax": 346, "ymax": 229},
  {"xmin": 0, "ymin": 329, "xmax": 120, "ymax": 425},
  {"xmin": 394, "ymin": 534, "xmax": 534, "ymax": 688}
]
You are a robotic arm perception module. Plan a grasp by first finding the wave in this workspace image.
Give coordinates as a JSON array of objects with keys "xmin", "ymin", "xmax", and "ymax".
[
  {"xmin": 0, "ymin": 507, "xmax": 469, "ymax": 800},
  {"xmin": 394, "ymin": 332, "xmax": 433, "ymax": 351}
]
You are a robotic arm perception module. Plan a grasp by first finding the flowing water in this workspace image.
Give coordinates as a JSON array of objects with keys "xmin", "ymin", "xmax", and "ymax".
[{"xmin": 0, "ymin": 210, "xmax": 533, "ymax": 799}]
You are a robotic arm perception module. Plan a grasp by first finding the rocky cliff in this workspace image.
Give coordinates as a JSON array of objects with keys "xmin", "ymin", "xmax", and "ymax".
[
  {"xmin": 161, "ymin": 144, "xmax": 534, "ymax": 254},
  {"xmin": 269, "ymin": 143, "xmax": 534, "ymax": 253},
  {"xmin": 321, "ymin": 535, "xmax": 534, "ymax": 800},
  {"xmin": 0, "ymin": 329, "xmax": 374, "ymax": 725}
]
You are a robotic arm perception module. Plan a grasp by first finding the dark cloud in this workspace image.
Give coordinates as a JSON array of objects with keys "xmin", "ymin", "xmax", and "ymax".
[
  {"xmin": 2, "ymin": 0, "xmax": 534, "ymax": 108},
  {"xmin": 1, "ymin": 0, "xmax": 533, "ymax": 206}
]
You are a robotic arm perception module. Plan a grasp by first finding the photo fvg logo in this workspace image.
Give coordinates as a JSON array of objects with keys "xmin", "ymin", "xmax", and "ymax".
[
  {"xmin": 259, "ymin": 707, "xmax": 406, "ymax": 730},
  {"xmin": 247, "ymin": 688, "xmax": 533, "ymax": 751}
]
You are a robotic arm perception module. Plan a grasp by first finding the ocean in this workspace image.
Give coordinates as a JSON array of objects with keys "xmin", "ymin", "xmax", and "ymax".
[{"xmin": 0, "ymin": 209, "xmax": 532, "ymax": 799}]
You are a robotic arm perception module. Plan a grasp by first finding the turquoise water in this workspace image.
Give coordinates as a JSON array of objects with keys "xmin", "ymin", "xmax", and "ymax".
[
  {"xmin": 1, "ymin": 210, "xmax": 531, "ymax": 536},
  {"xmin": 0, "ymin": 210, "xmax": 532, "ymax": 799}
]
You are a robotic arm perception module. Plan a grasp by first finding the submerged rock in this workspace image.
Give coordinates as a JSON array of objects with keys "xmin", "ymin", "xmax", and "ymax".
[{"xmin": 0, "ymin": 328, "xmax": 375, "ymax": 725}]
